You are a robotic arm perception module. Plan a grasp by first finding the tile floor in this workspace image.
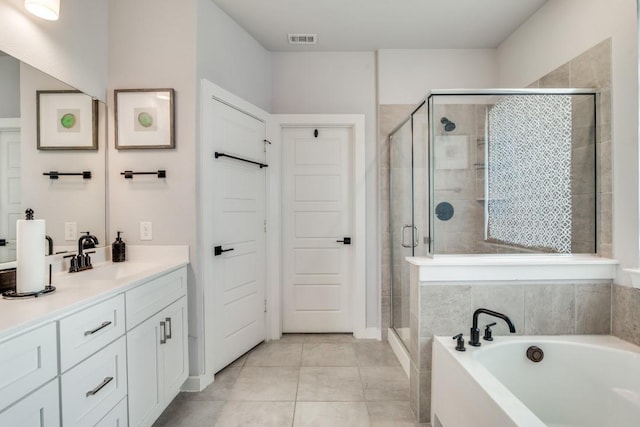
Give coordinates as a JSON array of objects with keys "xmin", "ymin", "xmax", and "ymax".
[{"xmin": 153, "ymin": 334, "xmax": 426, "ymax": 426}]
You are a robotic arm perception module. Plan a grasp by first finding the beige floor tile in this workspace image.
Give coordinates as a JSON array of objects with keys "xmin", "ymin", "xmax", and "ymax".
[
  {"xmin": 179, "ymin": 366, "xmax": 242, "ymax": 401},
  {"xmin": 279, "ymin": 334, "xmax": 308, "ymax": 343},
  {"xmin": 354, "ymin": 342, "xmax": 400, "ymax": 367},
  {"xmin": 215, "ymin": 401, "xmax": 295, "ymax": 427},
  {"xmin": 368, "ymin": 401, "xmax": 418, "ymax": 426},
  {"xmin": 152, "ymin": 399, "xmax": 225, "ymax": 426},
  {"xmin": 301, "ymin": 343, "xmax": 358, "ymax": 367},
  {"xmin": 360, "ymin": 366, "xmax": 409, "ymax": 401},
  {"xmin": 297, "ymin": 367, "xmax": 364, "ymax": 401},
  {"xmin": 245, "ymin": 342, "xmax": 303, "ymax": 367},
  {"xmin": 303, "ymin": 333, "xmax": 359, "ymax": 343},
  {"xmin": 229, "ymin": 367, "xmax": 299, "ymax": 401},
  {"xmin": 293, "ymin": 402, "xmax": 370, "ymax": 427}
]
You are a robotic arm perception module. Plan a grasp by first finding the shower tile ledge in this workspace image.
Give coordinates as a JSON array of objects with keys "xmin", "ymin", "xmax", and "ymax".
[{"xmin": 407, "ymin": 255, "xmax": 617, "ymax": 283}]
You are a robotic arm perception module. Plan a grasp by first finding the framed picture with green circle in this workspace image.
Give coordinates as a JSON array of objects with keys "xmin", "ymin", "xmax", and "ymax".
[
  {"xmin": 114, "ymin": 88, "xmax": 175, "ymax": 149},
  {"xmin": 36, "ymin": 90, "xmax": 98, "ymax": 150}
]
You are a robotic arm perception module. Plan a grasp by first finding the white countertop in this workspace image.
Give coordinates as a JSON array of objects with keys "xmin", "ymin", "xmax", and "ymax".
[
  {"xmin": 0, "ymin": 245, "xmax": 189, "ymax": 341},
  {"xmin": 407, "ymin": 254, "xmax": 618, "ymax": 283}
]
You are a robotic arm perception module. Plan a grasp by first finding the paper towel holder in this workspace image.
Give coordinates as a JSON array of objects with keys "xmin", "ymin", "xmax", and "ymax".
[{"xmin": 2, "ymin": 285, "xmax": 56, "ymax": 299}]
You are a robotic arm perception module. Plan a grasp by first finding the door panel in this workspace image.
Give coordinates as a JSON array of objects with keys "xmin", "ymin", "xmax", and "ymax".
[
  {"xmin": 0, "ymin": 127, "xmax": 20, "ymax": 263},
  {"xmin": 204, "ymin": 97, "xmax": 266, "ymax": 374},
  {"xmin": 282, "ymin": 127, "xmax": 353, "ymax": 332}
]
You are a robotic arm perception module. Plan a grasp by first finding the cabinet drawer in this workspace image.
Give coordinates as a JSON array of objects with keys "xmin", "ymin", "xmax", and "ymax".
[
  {"xmin": 0, "ymin": 379, "xmax": 60, "ymax": 427},
  {"xmin": 95, "ymin": 396, "xmax": 128, "ymax": 427},
  {"xmin": 0, "ymin": 322, "xmax": 57, "ymax": 410},
  {"xmin": 59, "ymin": 294, "xmax": 125, "ymax": 372},
  {"xmin": 126, "ymin": 267, "xmax": 186, "ymax": 330},
  {"xmin": 61, "ymin": 336, "xmax": 127, "ymax": 427}
]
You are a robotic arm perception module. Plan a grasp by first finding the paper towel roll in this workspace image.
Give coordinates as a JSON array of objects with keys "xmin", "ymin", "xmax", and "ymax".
[{"xmin": 16, "ymin": 219, "xmax": 46, "ymax": 294}]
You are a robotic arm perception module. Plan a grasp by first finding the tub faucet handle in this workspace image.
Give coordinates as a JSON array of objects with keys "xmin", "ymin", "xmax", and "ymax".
[
  {"xmin": 452, "ymin": 333, "xmax": 466, "ymax": 352},
  {"xmin": 483, "ymin": 322, "xmax": 497, "ymax": 341}
]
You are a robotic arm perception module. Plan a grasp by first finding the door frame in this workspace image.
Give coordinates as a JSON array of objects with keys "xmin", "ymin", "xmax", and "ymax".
[{"xmin": 267, "ymin": 114, "xmax": 367, "ymax": 340}]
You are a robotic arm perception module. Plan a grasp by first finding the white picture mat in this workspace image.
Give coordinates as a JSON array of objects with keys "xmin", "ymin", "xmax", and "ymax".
[
  {"xmin": 38, "ymin": 92, "xmax": 94, "ymax": 148},
  {"xmin": 116, "ymin": 91, "xmax": 172, "ymax": 147}
]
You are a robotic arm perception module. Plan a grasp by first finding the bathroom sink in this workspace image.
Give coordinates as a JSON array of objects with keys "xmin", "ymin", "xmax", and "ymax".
[{"xmin": 67, "ymin": 262, "xmax": 158, "ymax": 282}]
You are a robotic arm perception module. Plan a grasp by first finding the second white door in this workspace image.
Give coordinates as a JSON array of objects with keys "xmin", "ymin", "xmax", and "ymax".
[{"xmin": 282, "ymin": 126, "xmax": 353, "ymax": 333}]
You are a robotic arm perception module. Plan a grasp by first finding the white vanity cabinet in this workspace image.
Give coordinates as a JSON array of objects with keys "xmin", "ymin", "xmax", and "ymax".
[
  {"xmin": 126, "ymin": 268, "xmax": 188, "ymax": 427},
  {"xmin": 0, "ymin": 254, "xmax": 189, "ymax": 427},
  {"xmin": 0, "ymin": 322, "xmax": 59, "ymax": 425}
]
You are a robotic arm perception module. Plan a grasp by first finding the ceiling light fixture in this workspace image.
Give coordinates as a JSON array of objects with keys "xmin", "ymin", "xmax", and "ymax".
[{"xmin": 24, "ymin": 0, "xmax": 60, "ymax": 21}]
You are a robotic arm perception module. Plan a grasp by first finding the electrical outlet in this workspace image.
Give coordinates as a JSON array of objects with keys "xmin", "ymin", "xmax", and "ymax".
[
  {"xmin": 139, "ymin": 221, "xmax": 152, "ymax": 241},
  {"xmin": 65, "ymin": 222, "xmax": 77, "ymax": 241}
]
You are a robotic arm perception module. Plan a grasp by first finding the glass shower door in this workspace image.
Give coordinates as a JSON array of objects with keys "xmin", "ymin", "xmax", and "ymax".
[{"xmin": 390, "ymin": 119, "xmax": 414, "ymax": 349}]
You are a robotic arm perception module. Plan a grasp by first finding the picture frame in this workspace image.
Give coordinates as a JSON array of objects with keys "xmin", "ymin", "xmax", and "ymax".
[
  {"xmin": 114, "ymin": 88, "xmax": 175, "ymax": 149},
  {"xmin": 36, "ymin": 90, "xmax": 98, "ymax": 150}
]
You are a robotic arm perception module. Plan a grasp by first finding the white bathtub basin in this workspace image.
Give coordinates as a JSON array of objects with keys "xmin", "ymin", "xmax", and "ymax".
[{"xmin": 432, "ymin": 335, "xmax": 640, "ymax": 427}]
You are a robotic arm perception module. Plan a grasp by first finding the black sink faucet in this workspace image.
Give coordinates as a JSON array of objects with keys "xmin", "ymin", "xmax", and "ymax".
[
  {"xmin": 78, "ymin": 234, "xmax": 99, "ymax": 257},
  {"xmin": 469, "ymin": 308, "xmax": 516, "ymax": 347}
]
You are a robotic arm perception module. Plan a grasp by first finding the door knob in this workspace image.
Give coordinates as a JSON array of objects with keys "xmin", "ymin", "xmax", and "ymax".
[
  {"xmin": 336, "ymin": 237, "xmax": 351, "ymax": 245},
  {"xmin": 214, "ymin": 245, "xmax": 234, "ymax": 256}
]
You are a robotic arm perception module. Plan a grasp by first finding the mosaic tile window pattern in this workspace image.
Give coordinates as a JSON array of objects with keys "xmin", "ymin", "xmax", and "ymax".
[{"xmin": 486, "ymin": 95, "xmax": 572, "ymax": 253}]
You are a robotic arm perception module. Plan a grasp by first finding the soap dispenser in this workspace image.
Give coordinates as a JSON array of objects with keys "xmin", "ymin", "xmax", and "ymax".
[{"xmin": 112, "ymin": 231, "xmax": 126, "ymax": 262}]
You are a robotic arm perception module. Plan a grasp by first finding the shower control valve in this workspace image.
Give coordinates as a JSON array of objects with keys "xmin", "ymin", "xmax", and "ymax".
[
  {"xmin": 453, "ymin": 333, "xmax": 466, "ymax": 352},
  {"xmin": 483, "ymin": 322, "xmax": 497, "ymax": 341}
]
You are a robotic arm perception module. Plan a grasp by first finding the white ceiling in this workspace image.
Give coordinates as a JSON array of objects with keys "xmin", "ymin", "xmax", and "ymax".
[{"xmin": 212, "ymin": 0, "xmax": 549, "ymax": 52}]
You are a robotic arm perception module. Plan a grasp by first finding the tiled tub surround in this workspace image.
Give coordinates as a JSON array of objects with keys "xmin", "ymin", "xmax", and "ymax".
[
  {"xmin": 612, "ymin": 284, "xmax": 640, "ymax": 347},
  {"xmin": 406, "ymin": 256, "xmax": 617, "ymax": 423}
]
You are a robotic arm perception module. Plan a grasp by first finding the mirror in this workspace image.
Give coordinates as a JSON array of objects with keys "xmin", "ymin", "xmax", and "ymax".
[{"xmin": 0, "ymin": 50, "xmax": 106, "ymax": 264}]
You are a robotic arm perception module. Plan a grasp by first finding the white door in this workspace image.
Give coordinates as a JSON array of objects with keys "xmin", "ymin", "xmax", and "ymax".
[
  {"xmin": 203, "ymin": 96, "xmax": 266, "ymax": 373},
  {"xmin": 282, "ymin": 127, "xmax": 353, "ymax": 332},
  {"xmin": 0, "ymin": 124, "xmax": 20, "ymax": 263}
]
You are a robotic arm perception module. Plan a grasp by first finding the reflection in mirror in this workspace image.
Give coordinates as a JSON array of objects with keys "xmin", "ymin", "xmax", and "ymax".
[{"xmin": 0, "ymin": 50, "xmax": 106, "ymax": 264}]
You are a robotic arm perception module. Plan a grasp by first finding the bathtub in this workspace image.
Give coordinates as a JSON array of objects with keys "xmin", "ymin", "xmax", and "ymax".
[{"xmin": 432, "ymin": 335, "xmax": 640, "ymax": 427}]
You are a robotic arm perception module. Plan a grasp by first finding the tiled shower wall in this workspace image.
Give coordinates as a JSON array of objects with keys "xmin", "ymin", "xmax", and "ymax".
[{"xmin": 529, "ymin": 38, "xmax": 611, "ymax": 256}]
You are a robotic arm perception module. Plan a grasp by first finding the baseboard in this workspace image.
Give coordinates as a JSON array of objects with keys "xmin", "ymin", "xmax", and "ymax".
[
  {"xmin": 388, "ymin": 328, "xmax": 410, "ymax": 378},
  {"xmin": 181, "ymin": 372, "xmax": 215, "ymax": 392},
  {"xmin": 355, "ymin": 327, "xmax": 381, "ymax": 340}
]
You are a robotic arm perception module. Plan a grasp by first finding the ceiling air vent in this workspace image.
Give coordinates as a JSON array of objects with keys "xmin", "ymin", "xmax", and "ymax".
[{"xmin": 288, "ymin": 34, "xmax": 317, "ymax": 45}]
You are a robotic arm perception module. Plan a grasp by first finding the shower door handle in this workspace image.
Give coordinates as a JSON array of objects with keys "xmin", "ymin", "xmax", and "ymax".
[{"xmin": 401, "ymin": 225, "xmax": 419, "ymax": 248}]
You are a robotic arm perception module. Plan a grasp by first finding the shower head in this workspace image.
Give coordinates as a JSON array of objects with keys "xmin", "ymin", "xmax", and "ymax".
[{"xmin": 440, "ymin": 117, "xmax": 456, "ymax": 132}]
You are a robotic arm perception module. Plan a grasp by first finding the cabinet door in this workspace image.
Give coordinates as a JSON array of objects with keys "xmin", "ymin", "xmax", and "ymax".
[
  {"xmin": 162, "ymin": 297, "xmax": 188, "ymax": 402},
  {"xmin": 0, "ymin": 379, "xmax": 60, "ymax": 426},
  {"xmin": 127, "ymin": 313, "xmax": 163, "ymax": 427}
]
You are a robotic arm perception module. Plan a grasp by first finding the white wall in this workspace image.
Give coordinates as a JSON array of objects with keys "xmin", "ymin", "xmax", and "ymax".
[
  {"xmin": 0, "ymin": 55, "xmax": 20, "ymax": 118},
  {"xmin": 497, "ymin": 0, "xmax": 638, "ymax": 282},
  {"xmin": 0, "ymin": 0, "xmax": 108, "ymax": 101},
  {"xmin": 377, "ymin": 49, "xmax": 498, "ymax": 105},
  {"xmin": 196, "ymin": 0, "xmax": 272, "ymax": 112},
  {"xmin": 271, "ymin": 52, "xmax": 379, "ymax": 326},
  {"xmin": 108, "ymin": 0, "xmax": 200, "ymax": 372}
]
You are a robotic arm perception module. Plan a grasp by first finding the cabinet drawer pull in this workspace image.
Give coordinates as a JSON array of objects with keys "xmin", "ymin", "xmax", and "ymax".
[
  {"xmin": 84, "ymin": 321, "xmax": 112, "ymax": 336},
  {"xmin": 165, "ymin": 317, "xmax": 172, "ymax": 339},
  {"xmin": 86, "ymin": 376, "xmax": 114, "ymax": 397},
  {"xmin": 160, "ymin": 321, "xmax": 167, "ymax": 344}
]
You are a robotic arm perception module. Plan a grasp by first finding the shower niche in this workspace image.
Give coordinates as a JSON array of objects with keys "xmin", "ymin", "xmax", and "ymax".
[{"xmin": 389, "ymin": 89, "xmax": 598, "ymax": 348}]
